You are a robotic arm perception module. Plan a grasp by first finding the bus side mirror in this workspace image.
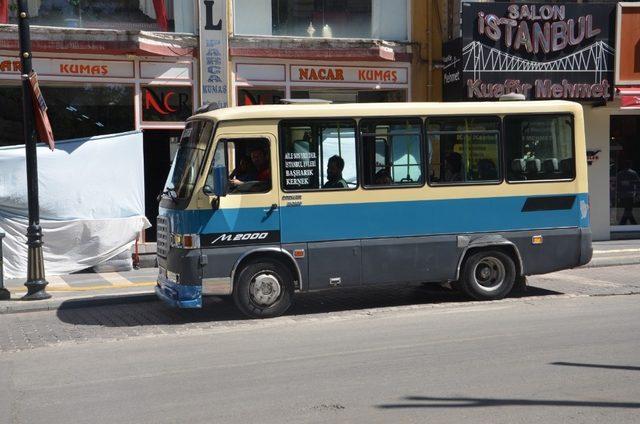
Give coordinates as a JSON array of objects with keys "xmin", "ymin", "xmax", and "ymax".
[{"xmin": 213, "ymin": 165, "xmax": 228, "ymax": 197}]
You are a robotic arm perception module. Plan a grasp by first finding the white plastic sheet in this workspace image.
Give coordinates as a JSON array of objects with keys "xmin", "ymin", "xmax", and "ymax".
[{"xmin": 0, "ymin": 131, "xmax": 150, "ymax": 279}]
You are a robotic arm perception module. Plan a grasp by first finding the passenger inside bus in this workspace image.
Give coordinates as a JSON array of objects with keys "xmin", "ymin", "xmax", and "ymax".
[
  {"xmin": 374, "ymin": 169, "xmax": 392, "ymax": 185},
  {"xmin": 322, "ymin": 155, "xmax": 348, "ymax": 189},
  {"xmin": 444, "ymin": 152, "xmax": 463, "ymax": 182}
]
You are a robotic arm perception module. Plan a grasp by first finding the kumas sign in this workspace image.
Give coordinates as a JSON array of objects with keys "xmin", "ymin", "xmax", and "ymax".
[{"xmin": 443, "ymin": 3, "xmax": 616, "ymax": 101}]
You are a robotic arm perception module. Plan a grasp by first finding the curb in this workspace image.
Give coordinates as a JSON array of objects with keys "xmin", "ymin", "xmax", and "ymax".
[{"xmin": 0, "ymin": 291, "xmax": 157, "ymax": 315}]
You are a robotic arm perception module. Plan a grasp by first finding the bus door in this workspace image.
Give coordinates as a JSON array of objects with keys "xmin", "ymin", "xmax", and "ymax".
[{"xmin": 199, "ymin": 134, "xmax": 281, "ymax": 267}]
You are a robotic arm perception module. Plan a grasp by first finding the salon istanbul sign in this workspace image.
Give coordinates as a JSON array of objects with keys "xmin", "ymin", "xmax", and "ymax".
[{"xmin": 443, "ymin": 3, "xmax": 616, "ymax": 101}]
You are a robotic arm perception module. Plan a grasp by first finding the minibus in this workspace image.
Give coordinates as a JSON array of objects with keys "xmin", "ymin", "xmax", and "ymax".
[{"xmin": 155, "ymin": 100, "xmax": 592, "ymax": 318}]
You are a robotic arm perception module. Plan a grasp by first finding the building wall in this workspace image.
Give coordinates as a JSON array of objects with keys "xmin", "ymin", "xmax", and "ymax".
[{"xmin": 410, "ymin": 0, "xmax": 443, "ymax": 101}]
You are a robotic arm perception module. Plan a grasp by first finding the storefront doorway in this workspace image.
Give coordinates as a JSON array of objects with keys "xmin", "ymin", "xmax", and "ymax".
[
  {"xmin": 610, "ymin": 115, "xmax": 640, "ymax": 235},
  {"xmin": 143, "ymin": 130, "xmax": 181, "ymax": 242}
]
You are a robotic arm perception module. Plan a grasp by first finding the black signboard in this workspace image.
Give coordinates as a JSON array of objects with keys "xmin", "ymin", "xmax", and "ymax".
[
  {"xmin": 142, "ymin": 85, "xmax": 193, "ymax": 122},
  {"xmin": 444, "ymin": 2, "xmax": 616, "ymax": 101}
]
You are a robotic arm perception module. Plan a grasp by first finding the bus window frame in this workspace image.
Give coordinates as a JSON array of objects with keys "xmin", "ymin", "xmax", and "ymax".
[
  {"xmin": 359, "ymin": 116, "xmax": 426, "ymax": 190},
  {"xmin": 425, "ymin": 115, "xmax": 503, "ymax": 187},
  {"xmin": 278, "ymin": 117, "xmax": 360, "ymax": 193},
  {"xmin": 216, "ymin": 136, "xmax": 274, "ymax": 195},
  {"xmin": 502, "ymin": 112, "xmax": 577, "ymax": 185}
]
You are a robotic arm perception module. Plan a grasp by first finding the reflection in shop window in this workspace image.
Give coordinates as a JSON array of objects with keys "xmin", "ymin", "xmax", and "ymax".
[
  {"xmin": 0, "ymin": 84, "xmax": 134, "ymax": 146},
  {"xmin": 234, "ymin": 0, "xmax": 408, "ymax": 40},
  {"xmin": 238, "ymin": 89, "xmax": 285, "ymax": 105},
  {"xmin": 5, "ymin": 1, "xmax": 195, "ymax": 33}
]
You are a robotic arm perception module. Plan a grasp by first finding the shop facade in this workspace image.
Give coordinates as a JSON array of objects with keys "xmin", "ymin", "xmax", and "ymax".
[
  {"xmin": 228, "ymin": 0, "xmax": 414, "ymax": 106},
  {"xmin": 443, "ymin": 1, "xmax": 637, "ymax": 241},
  {"xmin": 0, "ymin": 14, "xmax": 198, "ymax": 242}
]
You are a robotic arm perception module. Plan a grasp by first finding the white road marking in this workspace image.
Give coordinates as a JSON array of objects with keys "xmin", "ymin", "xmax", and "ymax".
[
  {"xmin": 46, "ymin": 275, "xmax": 71, "ymax": 288},
  {"xmin": 99, "ymin": 272, "xmax": 134, "ymax": 286},
  {"xmin": 548, "ymin": 273, "xmax": 620, "ymax": 287},
  {"xmin": 593, "ymin": 249, "xmax": 640, "ymax": 254}
]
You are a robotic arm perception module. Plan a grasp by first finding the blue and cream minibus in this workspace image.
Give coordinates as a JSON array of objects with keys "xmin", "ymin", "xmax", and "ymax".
[{"xmin": 155, "ymin": 100, "xmax": 592, "ymax": 318}]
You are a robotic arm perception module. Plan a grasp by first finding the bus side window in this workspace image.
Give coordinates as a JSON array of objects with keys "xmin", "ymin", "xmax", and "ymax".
[
  {"xmin": 426, "ymin": 116, "xmax": 501, "ymax": 185},
  {"xmin": 360, "ymin": 118, "xmax": 423, "ymax": 187},
  {"xmin": 504, "ymin": 114, "xmax": 575, "ymax": 182},
  {"xmin": 208, "ymin": 138, "xmax": 272, "ymax": 194},
  {"xmin": 280, "ymin": 120, "xmax": 357, "ymax": 191}
]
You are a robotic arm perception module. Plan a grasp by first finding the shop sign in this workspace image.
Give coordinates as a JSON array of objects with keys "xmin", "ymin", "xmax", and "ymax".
[
  {"xmin": 291, "ymin": 65, "xmax": 408, "ymax": 84},
  {"xmin": 444, "ymin": 3, "xmax": 616, "ymax": 101},
  {"xmin": 199, "ymin": 0, "xmax": 228, "ymax": 109},
  {"xmin": 142, "ymin": 85, "xmax": 193, "ymax": 122},
  {"xmin": 0, "ymin": 57, "xmax": 134, "ymax": 78},
  {"xmin": 615, "ymin": 3, "xmax": 640, "ymax": 85}
]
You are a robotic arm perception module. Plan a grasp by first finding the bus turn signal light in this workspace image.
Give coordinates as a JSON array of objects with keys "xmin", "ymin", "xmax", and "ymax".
[{"xmin": 532, "ymin": 235, "xmax": 544, "ymax": 245}]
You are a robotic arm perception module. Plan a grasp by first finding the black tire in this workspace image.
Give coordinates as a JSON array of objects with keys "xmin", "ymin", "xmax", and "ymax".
[
  {"xmin": 459, "ymin": 250, "xmax": 516, "ymax": 301},
  {"xmin": 233, "ymin": 260, "xmax": 294, "ymax": 318}
]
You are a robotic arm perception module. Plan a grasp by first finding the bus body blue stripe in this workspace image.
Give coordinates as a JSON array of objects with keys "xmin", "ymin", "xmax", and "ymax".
[{"xmin": 164, "ymin": 193, "xmax": 589, "ymax": 242}]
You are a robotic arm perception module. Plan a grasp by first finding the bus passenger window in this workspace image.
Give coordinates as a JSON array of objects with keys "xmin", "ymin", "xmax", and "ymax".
[
  {"xmin": 360, "ymin": 118, "xmax": 423, "ymax": 187},
  {"xmin": 280, "ymin": 120, "xmax": 357, "ymax": 191},
  {"xmin": 504, "ymin": 115, "xmax": 574, "ymax": 182},
  {"xmin": 426, "ymin": 116, "xmax": 501, "ymax": 185}
]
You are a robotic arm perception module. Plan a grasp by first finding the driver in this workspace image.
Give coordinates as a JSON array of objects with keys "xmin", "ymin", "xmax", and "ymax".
[{"xmin": 229, "ymin": 146, "xmax": 271, "ymax": 190}]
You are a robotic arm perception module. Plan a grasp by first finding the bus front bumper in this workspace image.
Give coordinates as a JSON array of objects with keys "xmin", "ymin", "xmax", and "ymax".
[{"xmin": 155, "ymin": 275, "xmax": 202, "ymax": 309}]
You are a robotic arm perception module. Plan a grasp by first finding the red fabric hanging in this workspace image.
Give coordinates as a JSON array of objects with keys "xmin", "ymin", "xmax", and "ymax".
[
  {"xmin": 152, "ymin": 0, "xmax": 169, "ymax": 32},
  {"xmin": 0, "ymin": 0, "xmax": 9, "ymax": 24}
]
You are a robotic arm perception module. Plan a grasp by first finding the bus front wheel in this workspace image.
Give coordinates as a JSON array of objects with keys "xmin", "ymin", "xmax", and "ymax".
[
  {"xmin": 459, "ymin": 250, "xmax": 516, "ymax": 301},
  {"xmin": 233, "ymin": 260, "xmax": 294, "ymax": 318}
]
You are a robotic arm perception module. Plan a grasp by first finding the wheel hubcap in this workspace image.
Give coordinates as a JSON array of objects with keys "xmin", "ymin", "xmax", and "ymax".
[
  {"xmin": 249, "ymin": 273, "xmax": 282, "ymax": 306},
  {"xmin": 472, "ymin": 257, "xmax": 506, "ymax": 292}
]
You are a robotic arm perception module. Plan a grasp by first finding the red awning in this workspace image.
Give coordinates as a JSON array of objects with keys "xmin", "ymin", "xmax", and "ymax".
[{"xmin": 618, "ymin": 87, "xmax": 640, "ymax": 109}]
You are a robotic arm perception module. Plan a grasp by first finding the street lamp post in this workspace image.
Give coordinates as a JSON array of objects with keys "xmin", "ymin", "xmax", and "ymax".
[{"xmin": 17, "ymin": 0, "xmax": 50, "ymax": 300}]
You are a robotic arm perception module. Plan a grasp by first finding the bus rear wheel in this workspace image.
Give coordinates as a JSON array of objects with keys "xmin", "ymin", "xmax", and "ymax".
[
  {"xmin": 233, "ymin": 260, "xmax": 294, "ymax": 318},
  {"xmin": 459, "ymin": 250, "xmax": 516, "ymax": 301}
]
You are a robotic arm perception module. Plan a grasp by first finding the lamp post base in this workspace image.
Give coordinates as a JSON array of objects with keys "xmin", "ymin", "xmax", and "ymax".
[
  {"xmin": 0, "ymin": 288, "xmax": 10, "ymax": 300},
  {"xmin": 22, "ymin": 280, "xmax": 51, "ymax": 300}
]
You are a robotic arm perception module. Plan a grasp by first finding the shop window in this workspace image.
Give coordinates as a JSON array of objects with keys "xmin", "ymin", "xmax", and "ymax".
[
  {"xmin": 234, "ymin": 0, "xmax": 408, "ymax": 40},
  {"xmin": 238, "ymin": 89, "xmax": 285, "ymax": 106},
  {"xmin": 361, "ymin": 118, "xmax": 423, "ymax": 187},
  {"xmin": 142, "ymin": 85, "xmax": 193, "ymax": 122},
  {"xmin": 0, "ymin": 83, "xmax": 134, "ymax": 147},
  {"xmin": 5, "ymin": 1, "xmax": 195, "ymax": 33},
  {"xmin": 504, "ymin": 115, "xmax": 574, "ymax": 182},
  {"xmin": 280, "ymin": 120, "xmax": 357, "ymax": 191},
  {"xmin": 427, "ymin": 116, "xmax": 501, "ymax": 185},
  {"xmin": 291, "ymin": 89, "xmax": 406, "ymax": 104}
]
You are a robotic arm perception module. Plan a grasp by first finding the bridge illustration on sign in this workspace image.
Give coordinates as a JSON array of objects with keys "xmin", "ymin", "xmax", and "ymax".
[{"xmin": 463, "ymin": 40, "xmax": 614, "ymax": 83}]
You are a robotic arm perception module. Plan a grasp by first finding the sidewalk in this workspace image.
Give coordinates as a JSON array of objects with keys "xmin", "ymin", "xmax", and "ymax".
[{"xmin": 1, "ymin": 239, "xmax": 638, "ymax": 314}]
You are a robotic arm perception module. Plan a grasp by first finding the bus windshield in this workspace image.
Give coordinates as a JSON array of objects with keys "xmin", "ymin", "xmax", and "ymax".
[{"xmin": 165, "ymin": 120, "xmax": 215, "ymax": 200}]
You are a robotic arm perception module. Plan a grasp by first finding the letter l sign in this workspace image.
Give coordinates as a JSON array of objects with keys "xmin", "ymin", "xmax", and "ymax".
[{"xmin": 204, "ymin": 0, "xmax": 222, "ymax": 30}]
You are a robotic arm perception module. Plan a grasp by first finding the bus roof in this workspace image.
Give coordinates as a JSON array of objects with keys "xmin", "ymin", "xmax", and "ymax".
[{"xmin": 192, "ymin": 100, "xmax": 583, "ymax": 123}]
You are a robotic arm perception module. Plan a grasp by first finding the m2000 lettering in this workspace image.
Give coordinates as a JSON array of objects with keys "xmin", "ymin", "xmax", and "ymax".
[{"xmin": 212, "ymin": 233, "xmax": 269, "ymax": 244}]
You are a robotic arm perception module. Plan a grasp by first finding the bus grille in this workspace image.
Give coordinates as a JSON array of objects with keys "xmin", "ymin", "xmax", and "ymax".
[{"xmin": 156, "ymin": 216, "xmax": 170, "ymax": 258}]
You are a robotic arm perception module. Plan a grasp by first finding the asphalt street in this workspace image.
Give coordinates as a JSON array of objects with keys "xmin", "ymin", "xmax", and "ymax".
[{"xmin": 0, "ymin": 264, "xmax": 639, "ymax": 423}]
